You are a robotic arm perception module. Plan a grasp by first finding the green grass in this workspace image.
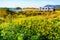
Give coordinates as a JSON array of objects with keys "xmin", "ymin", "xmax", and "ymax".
[
  {"xmin": 0, "ymin": 16, "xmax": 60, "ymax": 40},
  {"xmin": 0, "ymin": 8, "xmax": 60, "ymax": 40}
]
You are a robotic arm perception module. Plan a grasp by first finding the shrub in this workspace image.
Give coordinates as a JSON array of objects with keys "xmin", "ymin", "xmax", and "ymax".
[{"xmin": 0, "ymin": 17, "xmax": 60, "ymax": 40}]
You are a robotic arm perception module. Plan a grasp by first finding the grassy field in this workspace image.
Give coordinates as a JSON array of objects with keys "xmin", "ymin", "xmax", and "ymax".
[{"xmin": 0, "ymin": 8, "xmax": 60, "ymax": 40}]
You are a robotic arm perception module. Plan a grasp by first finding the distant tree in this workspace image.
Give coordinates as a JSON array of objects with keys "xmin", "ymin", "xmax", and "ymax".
[{"xmin": 16, "ymin": 7, "xmax": 21, "ymax": 9}]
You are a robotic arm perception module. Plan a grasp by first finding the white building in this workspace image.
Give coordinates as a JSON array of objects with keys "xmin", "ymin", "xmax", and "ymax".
[
  {"xmin": 39, "ymin": 7, "xmax": 54, "ymax": 12},
  {"xmin": 48, "ymin": 7, "xmax": 54, "ymax": 11}
]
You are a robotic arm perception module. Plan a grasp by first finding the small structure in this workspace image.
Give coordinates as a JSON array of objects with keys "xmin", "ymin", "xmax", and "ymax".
[
  {"xmin": 39, "ymin": 7, "xmax": 55, "ymax": 12},
  {"xmin": 48, "ymin": 7, "xmax": 55, "ymax": 12},
  {"xmin": 39, "ymin": 7, "xmax": 48, "ymax": 12}
]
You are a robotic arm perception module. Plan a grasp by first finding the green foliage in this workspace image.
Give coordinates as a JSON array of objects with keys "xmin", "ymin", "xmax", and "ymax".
[{"xmin": 0, "ymin": 18, "xmax": 60, "ymax": 40}]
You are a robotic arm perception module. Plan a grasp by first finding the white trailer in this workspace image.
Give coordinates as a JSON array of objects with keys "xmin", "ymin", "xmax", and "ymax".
[{"xmin": 39, "ymin": 7, "xmax": 54, "ymax": 12}]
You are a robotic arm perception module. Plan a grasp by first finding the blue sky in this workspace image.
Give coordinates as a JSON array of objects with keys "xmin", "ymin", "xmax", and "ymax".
[{"xmin": 0, "ymin": 0, "xmax": 60, "ymax": 8}]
